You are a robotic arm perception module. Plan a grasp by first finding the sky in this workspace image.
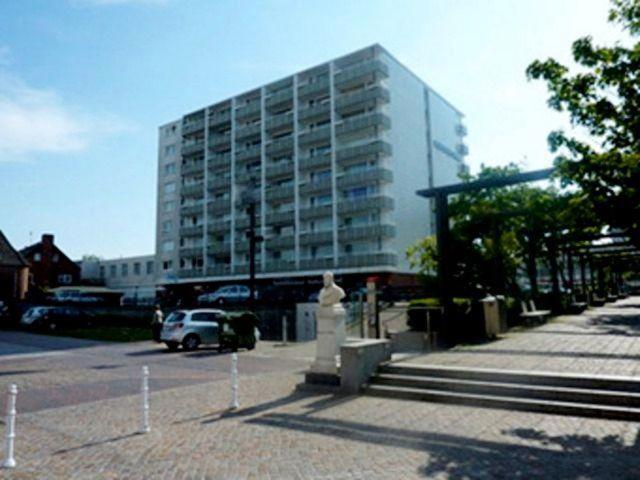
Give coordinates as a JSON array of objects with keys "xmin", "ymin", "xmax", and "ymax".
[{"xmin": 0, "ymin": 0, "xmax": 623, "ymax": 259}]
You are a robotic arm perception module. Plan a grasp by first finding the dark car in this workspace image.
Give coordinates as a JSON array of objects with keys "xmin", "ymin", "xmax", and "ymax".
[{"xmin": 20, "ymin": 306, "xmax": 91, "ymax": 331}]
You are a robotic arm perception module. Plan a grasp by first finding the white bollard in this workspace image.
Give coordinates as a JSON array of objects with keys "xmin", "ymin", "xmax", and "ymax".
[
  {"xmin": 140, "ymin": 366, "xmax": 150, "ymax": 433},
  {"xmin": 229, "ymin": 353, "xmax": 239, "ymax": 410},
  {"xmin": 282, "ymin": 315, "xmax": 288, "ymax": 345},
  {"xmin": 2, "ymin": 384, "xmax": 17, "ymax": 469}
]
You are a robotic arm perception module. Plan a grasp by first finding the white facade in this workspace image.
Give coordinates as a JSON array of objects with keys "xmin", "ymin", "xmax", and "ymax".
[
  {"xmin": 155, "ymin": 44, "xmax": 467, "ymax": 284},
  {"xmin": 82, "ymin": 255, "xmax": 157, "ymax": 302}
]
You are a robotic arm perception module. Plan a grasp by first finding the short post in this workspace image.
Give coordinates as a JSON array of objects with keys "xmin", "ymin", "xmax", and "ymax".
[
  {"xmin": 282, "ymin": 315, "xmax": 288, "ymax": 345},
  {"xmin": 3, "ymin": 384, "xmax": 17, "ymax": 469},
  {"xmin": 140, "ymin": 366, "xmax": 150, "ymax": 434},
  {"xmin": 229, "ymin": 353, "xmax": 239, "ymax": 410}
]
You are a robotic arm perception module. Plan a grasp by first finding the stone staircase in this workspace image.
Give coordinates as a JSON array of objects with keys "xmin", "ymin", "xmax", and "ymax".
[{"xmin": 366, "ymin": 363, "xmax": 640, "ymax": 421}]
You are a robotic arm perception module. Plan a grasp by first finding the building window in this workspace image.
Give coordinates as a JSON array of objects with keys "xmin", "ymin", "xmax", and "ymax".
[
  {"xmin": 163, "ymin": 200, "xmax": 175, "ymax": 213},
  {"xmin": 134, "ymin": 262, "xmax": 141, "ymax": 275},
  {"xmin": 121, "ymin": 264, "xmax": 128, "ymax": 277},
  {"xmin": 162, "ymin": 220, "xmax": 173, "ymax": 233},
  {"xmin": 52, "ymin": 254, "xmax": 59, "ymax": 263},
  {"xmin": 164, "ymin": 144, "xmax": 176, "ymax": 156},
  {"xmin": 110, "ymin": 265, "xmax": 117, "ymax": 278},
  {"xmin": 162, "ymin": 241, "xmax": 174, "ymax": 253},
  {"xmin": 99, "ymin": 266, "xmax": 105, "ymax": 278},
  {"xmin": 164, "ymin": 182, "xmax": 176, "ymax": 195},
  {"xmin": 164, "ymin": 163, "xmax": 176, "ymax": 175},
  {"xmin": 146, "ymin": 261, "xmax": 154, "ymax": 274},
  {"xmin": 58, "ymin": 274, "xmax": 72, "ymax": 285},
  {"xmin": 163, "ymin": 260, "xmax": 172, "ymax": 271},
  {"xmin": 33, "ymin": 253, "xmax": 41, "ymax": 262}
]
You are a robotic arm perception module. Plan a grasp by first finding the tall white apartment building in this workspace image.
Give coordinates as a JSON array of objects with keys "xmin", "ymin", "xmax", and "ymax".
[{"xmin": 155, "ymin": 44, "xmax": 467, "ymax": 288}]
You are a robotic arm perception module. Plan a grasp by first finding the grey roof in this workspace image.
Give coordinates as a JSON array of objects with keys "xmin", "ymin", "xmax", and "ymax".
[{"xmin": 0, "ymin": 231, "xmax": 28, "ymax": 268}]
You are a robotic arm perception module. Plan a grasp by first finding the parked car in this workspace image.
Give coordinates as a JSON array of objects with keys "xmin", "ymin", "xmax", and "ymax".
[
  {"xmin": 197, "ymin": 285, "xmax": 258, "ymax": 306},
  {"xmin": 20, "ymin": 306, "xmax": 91, "ymax": 331},
  {"xmin": 160, "ymin": 309, "xmax": 259, "ymax": 352}
]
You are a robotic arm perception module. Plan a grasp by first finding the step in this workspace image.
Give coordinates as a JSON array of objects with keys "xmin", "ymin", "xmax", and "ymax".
[
  {"xmin": 381, "ymin": 363, "xmax": 640, "ymax": 392},
  {"xmin": 371, "ymin": 373, "xmax": 640, "ymax": 408},
  {"xmin": 365, "ymin": 384, "xmax": 640, "ymax": 421}
]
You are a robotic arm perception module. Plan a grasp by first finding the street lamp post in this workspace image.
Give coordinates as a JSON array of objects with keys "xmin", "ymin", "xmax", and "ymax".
[{"xmin": 242, "ymin": 179, "xmax": 263, "ymax": 312}]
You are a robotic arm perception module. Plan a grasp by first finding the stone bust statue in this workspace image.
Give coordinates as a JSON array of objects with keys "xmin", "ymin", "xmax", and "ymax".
[{"xmin": 318, "ymin": 271, "xmax": 345, "ymax": 307}]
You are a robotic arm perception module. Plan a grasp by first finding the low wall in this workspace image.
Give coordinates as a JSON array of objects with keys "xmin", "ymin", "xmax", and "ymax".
[{"xmin": 340, "ymin": 339, "xmax": 391, "ymax": 394}]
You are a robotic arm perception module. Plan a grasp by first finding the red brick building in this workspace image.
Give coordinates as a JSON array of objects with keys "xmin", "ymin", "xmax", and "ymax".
[{"xmin": 20, "ymin": 234, "xmax": 80, "ymax": 289}]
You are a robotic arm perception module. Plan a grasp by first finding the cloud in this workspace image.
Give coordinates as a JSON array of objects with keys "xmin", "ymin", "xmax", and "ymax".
[{"xmin": 0, "ymin": 68, "xmax": 133, "ymax": 160}]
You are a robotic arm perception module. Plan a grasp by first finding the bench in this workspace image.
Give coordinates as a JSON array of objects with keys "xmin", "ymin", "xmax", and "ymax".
[{"xmin": 520, "ymin": 300, "xmax": 551, "ymax": 326}]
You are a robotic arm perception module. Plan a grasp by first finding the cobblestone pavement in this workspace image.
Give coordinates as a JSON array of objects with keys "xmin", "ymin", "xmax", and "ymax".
[
  {"xmin": 0, "ymin": 301, "xmax": 638, "ymax": 479},
  {"xmin": 403, "ymin": 296, "xmax": 640, "ymax": 377}
]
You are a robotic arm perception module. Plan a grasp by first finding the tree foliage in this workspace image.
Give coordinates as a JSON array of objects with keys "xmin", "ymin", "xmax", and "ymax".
[{"xmin": 526, "ymin": 0, "xmax": 640, "ymax": 247}]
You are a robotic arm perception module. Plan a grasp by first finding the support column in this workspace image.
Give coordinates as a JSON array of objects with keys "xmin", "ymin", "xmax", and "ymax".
[{"xmin": 435, "ymin": 192, "xmax": 452, "ymax": 322}]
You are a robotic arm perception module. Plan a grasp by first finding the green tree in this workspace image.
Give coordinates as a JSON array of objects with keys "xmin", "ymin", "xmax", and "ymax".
[{"xmin": 526, "ymin": 0, "xmax": 640, "ymax": 247}]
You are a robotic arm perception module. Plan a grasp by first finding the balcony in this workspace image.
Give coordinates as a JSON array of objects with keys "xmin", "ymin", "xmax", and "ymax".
[
  {"xmin": 265, "ymin": 136, "xmax": 293, "ymax": 156},
  {"xmin": 338, "ymin": 195, "xmax": 394, "ymax": 214},
  {"xmin": 336, "ymin": 140, "xmax": 392, "ymax": 164},
  {"xmin": 208, "ymin": 176, "xmax": 231, "ymax": 191},
  {"xmin": 182, "ymin": 119, "xmax": 204, "ymax": 135},
  {"xmin": 339, "ymin": 224, "xmax": 395, "ymax": 242},
  {"xmin": 265, "ymin": 162, "xmax": 294, "ymax": 179},
  {"xmin": 181, "ymin": 183, "xmax": 204, "ymax": 198},
  {"xmin": 208, "ymin": 198, "xmax": 231, "ymax": 214},
  {"xmin": 180, "ymin": 204, "xmax": 203, "ymax": 216},
  {"xmin": 298, "ymin": 125, "xmax": 331, "ymax": 146},
  {"xmin": 179, "ymin": 246, "xmax": 203, "ymax": 257},
  {"xmin": 234, "ymin": 263, "xmax": 262, "ymax": 274},
  {"xmin": 209, "ymin": 152, "xmax": 231, "ymax": 169},
  {"xmin": 334, "ymin": 59, "xmax": 389, "ymax": 90},
  {"xmin": 339, "ymin": 252, "xmax": 397, "ymax": 268},
  {"xmin": 236, "ymin": 123, "xmax": 261, "ymax": 140},
  {"xmin": 299, "ymin": 152, "xmax": 331, "ymax": 171},
  {"xmin": 235, "ymin": 169, "xmax": 261, "ymax": 184},
  {"xmin": 298, "ymin": 77, "xmax": 330, "ymax": 99},
  {"xmin": 208, "ymin": 133, "xmax": 231, "ymax": 151},
  {"xmin": 181, "ymin": 162, "xmax": 204, "ymax": 176},
  {"xmin": 456, "ymin": 124, "xmax": 468, "ymax": 136},
  {"xmin": 265, "ymin": 235, "xmax": 295, "ymax": 249},
  {"xmin": 265, "ymin": 88, "xmax": 293, "ymax": 109},
  {"xmin": 207, "ymin": 242, "xmax": 231, "ymax": 255},
  {"xmin": 335, "ymin": 112, "xmax": 390, "ymax": 137},
  {"xmin": 265, "ymin": 112, "xmax": 293, "ymax": 132},
  {"xmin": 236, "ymin": 101, "xmax": 261, "ymax": 120},
  {"xmin": 299, "ymin": 230, "xmax": 333, "ymax": 246},
  {"xmin": 335, "ymin": 86, "xmax": 390, "ymax": 112},
  {"xmin": 207, "ymin": 220, "xmax": 230, "ymax": 233},
  {"xmin": 208, "ymin": 110, "xmax": 231, "ymax": 127},
  {"xmin": 265, "ymin": 184, "xmax": 294, "ymax": 202},
  {"xmin": 265, "ymin": 260, "xmax": 296, "ymax": 272},
  {"xmin": 266, "ymin": 210, "xmax": 294, "ymax": 224},
  {"xmin": 299, "ymin": 204, "xmax": 333, "ymax": 220},
  {"xmin": 206, "ymin": 264, "xmax": 231, "ymax": 276},
  {"xmin": 179, "ymin": 225, "xmax": 203, "ymax": 237},
  {"xmin": 181, "ymin": 140, "xmax": 204, "ymax": 156},
  {"xmin": 179, "ymin": 269, "xmax": 203, "ymax": 278},
  {"xmin": 299, "ymin": 177, "xmax": 332, "ymax": 195},
  {"xmin": 336, "ymin": 168, "xmax": 393, "ymax": 188},
  {"xmin": 299, "ymin": 257, "xmax": 334, "ymax": 270},
  {"xmin": 235, "ymin": 145, "xmax": 261, "ymax": 163},
  {"xmin": 456, "ymin": 143, "xmax": 469, "ymax": 156},
  {"xmin": 298, "ymin": 102, "xmax": 330, "ymax": 122}
]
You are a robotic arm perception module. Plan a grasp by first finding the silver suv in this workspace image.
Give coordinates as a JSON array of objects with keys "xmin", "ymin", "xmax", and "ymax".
[{"xmin": 160, "ymin": 309, "xmax": 225, "ymax": 351}]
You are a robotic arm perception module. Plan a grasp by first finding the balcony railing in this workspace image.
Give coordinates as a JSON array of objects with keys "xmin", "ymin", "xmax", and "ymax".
[
  {"xmin": 336, "ymin": 168, "xmax": 393, "ymax": 188},
  {"xmin": 209, "ymin": 153, "xmax": 231, "ymax": 169},
  {"xmin": 265, "ymin": 88, "xmax": 293, "ymax": 109},
  {"xmin": 208, "ymin": 198, "xmax": 231, "ymax": 214},
  {"xmin": 181, "ymin": 162, "xmax": 204, "ymax": 176},
  {"xmin": 336, "ymin": 140, "xmax": 392, "ymax": 164},
  {"xmin": 182, "ymin": 119, "xmax": 205, "ymax": 135},
  {"xmin": 338, "ymin": 224, "xmax": 395, "ymax": 242},
  {"xmin": 298, "ymin": 102, "xmax": 331, "ymax": 122},
  {"xmin": 208, "ymin": 133, "xmax": 231, "ymax": 149},
  {"xmin": 339, "ymin": 252, "xmax": 397, "ymax": 268},
  {"xmin": 299, "ymin": 257, "xmax": 334, "ymax": 270},
  {"xmin": 235, "ymin": 145, "xmax": 261, "ymax": 163},
  {"xmin": 298, "ymin": 77, "xmax": 330, "ymax": 99},
  {"xmin": 181, "ymin": 184, "xmax": 204, "ymax": 198},
  {"xmin": 265, "ymin": 136, "xmax": 294, "ymax": 156},
  {"xmin": 180, "ymin": 204, "xmax": 203, "ymax": 216},
  {"xmin": 208, "ymin": 111, "xmax": 231, "ymax": 127},
  {"xmin": 179, "ymin": 225, "xmax": 203, "ymax": 237},
  {"xmin": 299, "ymin": 152, "xmax": 331, "ymax": 171},
  {"xmin": 299, "ymin": 204, "xmax": 333, "ymax": 220},
  {"xmin": 207, "ymin": 220, "xmax": 230, "ymax": 233},
  {"xmin": 265, "ymin": 260, "xmax": 296, "ymax": 272},
  {"xmin": 181, "ymin": 141, "xmax": 204, "ymax": 156},
  {"xmin": 299, "ymin": 177, "xmax": 332, "ymax": 195},
  {"xmin": 206, "ymin": 264, "xmax": 231, "ymax": 276},
  {"xmin": 335, "ymin": 112, "xmax": 390, "ymax": 137},
  {"xmin": 265, "ymin": 184, "xmax": 294, "ymax": 202},
  {"xmin": 234, "ymin": 263, "xmax": 262, "ymax": 274},
  {"xmin": 265, "ymin": 112, "xmax": 293, "ymax": 131},
  {"xmin": 298, "ymin": 125, "xmax": 331, "ymax": 146},
  {"xmin": 235, "ymin": 169, "xmax": 261, "ymax": 184},
  {"xmin": 335, "ymin": 86, "xmax": 390, "ymax": 112},
  {"xmin": 179, "ymin": 246, "xmax": 203, "ymax": 257},
  {"xmin": 265, "ymin": 235, "xmax": 295, "ymax": 249},
  {"xmin": 236, "ymin": 102, "xmax": 261, "ymax": 119},
  {"xmin": 208, "ymin": 176, "xmax": 231, "ymax": 191},
  {"xmin": 299, "ymin": 230, "xmax": 333, "ymax": 245},
  {"xmin": 236, "ymin": 123, "xmax": 261, "ymax": 140},
  {"xmin": 179, "ymin": 269, "xmax": 203, "ymax": 278},
  {"xmin": 338, "ymin": 195, "xmax": 394, "ymax": 214},
  {"xmin": 334, "ymin": 59, "xmax": 389, "ymax": 89},
  {"xmin": 265, "ymin": 162, "xmax": 294, "ymax": 179},
  {"xmin": 266, "ymin": 210, "xmax": 294, "ymax": 224},
  {"xmin": 207, "ymin": 242, "xmax": 231, "ymax": 255}
]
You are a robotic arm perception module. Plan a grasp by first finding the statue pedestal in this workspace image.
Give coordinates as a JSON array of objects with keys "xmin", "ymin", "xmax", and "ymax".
[{"xmin": 310, "ymin": 304, "xmax": 346, "ymax": 375}]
